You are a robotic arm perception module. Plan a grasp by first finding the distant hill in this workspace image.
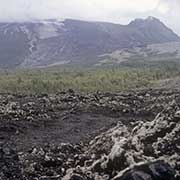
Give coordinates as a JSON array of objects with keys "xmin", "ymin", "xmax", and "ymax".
[
  {"xmin": 96, "ymin": 42, "xmax": 180, "ymax": 68},
  {"xmin": 0, "ymin": 16, "xmax": 179, "ymax": 68}
]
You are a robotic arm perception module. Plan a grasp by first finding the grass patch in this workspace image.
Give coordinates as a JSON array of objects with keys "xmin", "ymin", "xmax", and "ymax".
[{"xmin": 0, "ymin": 67, "xmax": 179, "ymax": 94}]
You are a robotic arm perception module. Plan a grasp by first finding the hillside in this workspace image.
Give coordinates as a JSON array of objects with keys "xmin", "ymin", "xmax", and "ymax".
[
  {"xmin": 97, "ymin": 42, "xmax": 180, "ymax": 67},
  {"xmin": 0, "ymin": 17, "xmax": 179, "ymax": 68}
]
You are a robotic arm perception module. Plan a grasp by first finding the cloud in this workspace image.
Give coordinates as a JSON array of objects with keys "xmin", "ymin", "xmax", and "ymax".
[
  {"xmin": 157, "ymin": 2, "xmax": 170, "ymax": 14},
  {"xmin": 0, "ymin": 0, "xmax": 179, "ymax": 34},
  {"xmin": 155, "ymin": 0, "xmax": 180, "ymax": 35}
]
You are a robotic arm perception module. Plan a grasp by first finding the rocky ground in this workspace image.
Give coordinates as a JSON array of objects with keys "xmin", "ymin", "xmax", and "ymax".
[{"xmin": 1, "ymin": 89, "xmax": 180, "ymax": 179}]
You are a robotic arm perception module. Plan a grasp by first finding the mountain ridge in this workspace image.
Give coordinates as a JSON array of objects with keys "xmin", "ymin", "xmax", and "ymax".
[{"xmin": 0, "ymin": 17, "xmax": 179, "ymax": 68}]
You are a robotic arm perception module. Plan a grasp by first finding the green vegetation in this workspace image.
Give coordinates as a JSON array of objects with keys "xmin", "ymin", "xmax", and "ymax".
[{"xmin": 0, "ymin": 67, "xmax": 179, "ymax": 94}]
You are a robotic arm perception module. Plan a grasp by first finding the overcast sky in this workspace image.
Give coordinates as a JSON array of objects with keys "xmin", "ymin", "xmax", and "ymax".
[{"xmin": 0, "ymin": 0, "xmax": 179, "ymax": 34}]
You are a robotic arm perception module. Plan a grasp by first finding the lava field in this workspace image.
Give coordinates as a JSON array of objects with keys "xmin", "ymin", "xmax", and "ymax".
[{"xmin": 1, "ymin": 89, "xmax": 180, "ymax": 180}]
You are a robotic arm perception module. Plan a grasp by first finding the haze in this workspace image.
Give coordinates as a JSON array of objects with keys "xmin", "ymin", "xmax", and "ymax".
[{"xmin": 0, "ymin": 0, "xmax": 179, "ymax": 34}]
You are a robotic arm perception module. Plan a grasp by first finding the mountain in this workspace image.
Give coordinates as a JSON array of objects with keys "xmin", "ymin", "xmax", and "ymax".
[
  {"xmin": 96, "ymin": 41, "xmax": 180, "ymax": 68},
  {"xmin": 0, "ymin": 16, "xmax": 179, "ymax": 68}
]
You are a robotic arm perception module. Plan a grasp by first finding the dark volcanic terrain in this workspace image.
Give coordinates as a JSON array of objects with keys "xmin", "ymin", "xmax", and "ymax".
[
  {"xmin": 1, "ymin": 89, "xmax": 180, "ymax": 179},
  {"xmin": 0, "ymin": 89, "xmax": 178, "ymax": 150}
]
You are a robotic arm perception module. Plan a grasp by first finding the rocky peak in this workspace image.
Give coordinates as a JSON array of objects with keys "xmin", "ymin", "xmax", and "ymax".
[
  {"xmin": 146, "ymin": 16, "xmax": 158, "ymax": 21},
  {"xmin": 128, "ymin": 16, "xmax": 162, "ymax": 27}
]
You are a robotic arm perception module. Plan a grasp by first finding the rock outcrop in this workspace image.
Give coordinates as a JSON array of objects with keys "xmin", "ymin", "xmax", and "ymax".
[{"xmin": 61, "ymin": 98, "xmax": 180, "ymax": 179}]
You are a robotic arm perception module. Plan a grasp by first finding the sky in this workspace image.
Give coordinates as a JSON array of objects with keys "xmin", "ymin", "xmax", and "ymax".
[{"xmin": 0, "ymin": 0, "xmax": 179, "ymax": 35}]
